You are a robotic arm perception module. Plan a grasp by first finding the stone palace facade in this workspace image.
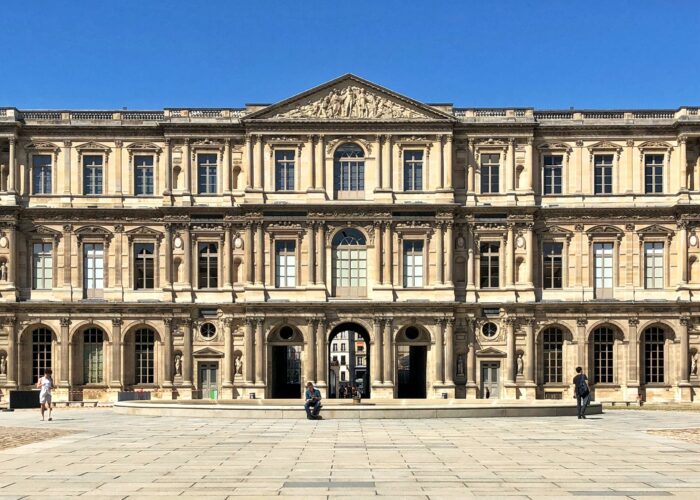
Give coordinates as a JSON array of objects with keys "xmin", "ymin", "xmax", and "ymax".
[{"xmin": 1, "ymin": 74, "xmax": 699, "ymax": 403}]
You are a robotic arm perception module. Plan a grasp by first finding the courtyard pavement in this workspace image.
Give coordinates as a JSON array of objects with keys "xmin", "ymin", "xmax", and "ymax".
[{"xmin": 1, "ymin": 408, "xmax": 700, "ymax": 498}]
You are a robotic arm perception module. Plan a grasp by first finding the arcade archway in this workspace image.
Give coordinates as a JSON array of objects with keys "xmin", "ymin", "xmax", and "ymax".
[{"xmin": 328, "ymin": 322, "xmax": 370, "ymax": 399}]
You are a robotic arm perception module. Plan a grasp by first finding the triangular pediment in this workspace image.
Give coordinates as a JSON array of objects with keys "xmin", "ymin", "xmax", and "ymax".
[
  {"xmin": 244, "ymin": 74, "xmax": 454, "ymax": 122},
  {"xmin": 476, "ymin": 347, "xmax": 507, "ymax": 357},
  {"xmin": 637, "ymin": 224, "xmax": 674, "ymax": 236},
  {"xmin": 125, "ymin": 226, "xmax": 164, "ymax": 240},
  {"xmin": 193, "ymin": 347, "xmax": 224, "ymax": 358},
  {"xmin": 538, "ymin": 225, "xmax": 573, "ymax": 237}
]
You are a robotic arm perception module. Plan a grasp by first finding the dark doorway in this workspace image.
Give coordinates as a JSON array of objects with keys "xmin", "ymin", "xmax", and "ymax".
[
  {"xmin": 397, "ymin": 345, "xmax": 427, "ymax": 398},
  {"xmin": 270, "ymin": 345, "xmax": 301, "ymax": 398},
  {"xmin": 328, "ymin": 323, "xmax": 370, "ymax": 399}
]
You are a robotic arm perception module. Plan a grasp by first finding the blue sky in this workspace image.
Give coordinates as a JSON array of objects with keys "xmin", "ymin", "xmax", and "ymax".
[{"xmin": 1, "ymin": 0, "xmax": 698, "ymax": 109}]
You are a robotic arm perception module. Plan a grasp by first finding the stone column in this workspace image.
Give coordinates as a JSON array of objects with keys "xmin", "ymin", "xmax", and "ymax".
[
  {"xmin": 182, "ymin": 319, "xmax": 193, "ymax": 387},
  {"xmin": 163, "ymin": 224, "xmax": 173, "ymax": 288},
  {"xmin": 223, "ymin": 317, "xmax": 234, "ymax": 388},
  {"xmin": 3, "ymin": 318, "xmax": 16, "ymax": 386},
  {"xmin": 436, "ymin": 135, "xmax": 444, "ymax": 189},
  {"xmin": 244, "ymin": 318, "xmax": 254, "ymax": 384},
  {"xmin": 577, "ymin": 318, "xmax": 588, "ymax": 374},
  {"xmin": 525, "ymin": 223, "xmax": 534, "ymax": 286},
  {"xmin": 244, "ymin": 135, "xmax": 253, "ymax": 189},
  {"xmin": 445, "ymin": 222, "xmax": 454, "ymax": 284},
  {"xmin": 523, "ymin": 138, "xmax": 533, "ymax": 193},
  {"xmin": 376, "ymin": 135, "xmax": 384, "ymax": 189},
  {"xmin": 6, "ymin": 224, "xmax": 16, "ymax": 285},
  {"xmin": 183, "ymin": 227, "xmax": 192, "ymax": 287},
  {"xmin": 316, "ymin": 320, "xmax": 327, "ymax": 386},
  {"xmin": 382, "ymin": 135, "xmax": 392, "ymax": 189},
  {"xmin": 162, "ymin": 318, "xmax": 173, "ymax": 387},
  {"xmin": 467, "ymin": 139, "xmax": 475, "ymax": 193},
  {"xmin": 505, "ymin": 317, "xmax": 515, "ymax": 383},
  {"xmin": 114, "ymin": 140, "xmax": 123, "ymax": 195},
  {"xmin": 383, "ymin": 222, "xmax": 393, "ymax": 285},
  {"xmin": 506, "ymin": 224, "xmax": 514, "ymax": 287},
  {"xmin": 467, "ymin": 319, "xmax": 477, "ymax": 391},
  {"xmin": 445, "ymin": 136, "xmax": 453, "ymax": 189},
  {"xmin": 245, "ymin": 222, "xmax": 254, "ymax": 283},
  {"xmin": 317, "ymin": 135, "xmax": 326, "ymax": 190},
  {"xmin": 254, "ymin": 318, "xmax": 264, "ymax": 385},
  {"xmin": 444, "ymin": 318, "xmax": 455, "ymax": 385},
  {"xmin": 223, "ymin": 138, "xmax": 231, "ymax": 194},
  {"xmin": 374, "ymin": 222, "xmax": 383, "ymax": 284},
  {"xmin": 506, "ymin": 139, "xmax": 515, "ymax": 192},
  {"xmin": 305, "ymin": 319, "xmax": 317, "ymax": 384},
  {"xmin": 525, "ymin": 318, "xmax": 536, "ymax": 383},
  {"xmin": 111, "ymin": 318, "xmax": 123, "ymax": 388},
  {"xmin": 317, "ymin": 222, "xmax": 326, "ymax": 285},
  {"xmin": 255, "ymin": 222, "xmax": 264, "ymax": 284},
  {"xmin": 307, "ymin": 222, "xmax": 316, "ymax": 285},
  {"xmin": 62, "ymin": 225, "xmax": 72, "ymax": 287},
  {"xmin": 434, "ymin": 319, "xmax": 444, "ymax": 385},
  {"xmin": 163, "ymin": 138, "xmax": 172, "ymax": 195},
  {"xmin": 372, "ymin": 318, "xmax": 383, "ymax": 385},
  {"xmin": 7, "ymin": 138, "xmax": 16, "ymax": 193},
  {"xmin": 254, "ymin": 135, "xmax": 263, "ymax": 190},
  {"xmin": 680, "ymin": 316, "xmax": 690, "ymax": 383},
  {"xmin": 436, "ymin": 222, "xmax": 445, "ymax": 284},
  {"xmin": 679, "ymin": 221, "xmax": 688, "ymax": 284},
  {"xmin": 679, "ymin": 137, "xmax": 688, "ymax": 191},
  {"xmin": 182, "ymin": 139, "xmax": 191, "ymax": 195},
  {"xmin": 383, "ymin": 318, "xmax": 393, "ymax": 387},
  {"xmin": 59, "ymin": 318, "xmax": 71, "ymax": 387},
  {"xmin": 62, "ymin": 140, "xmax": 72, "ymax": 195},
  {"xmin": 223, "ymin": 224, "xmax": 232, "ymax": 288},
  {"xmin": 467, "ymin": 226, "xmax": 475, "ymax": 288},
  {"xmin": 628, "ymin": 318, "xmax": 639, "ymax": 385}
]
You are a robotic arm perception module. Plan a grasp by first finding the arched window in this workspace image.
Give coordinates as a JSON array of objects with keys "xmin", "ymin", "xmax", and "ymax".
[
  {"xmin": 135, "ymin": 328, "xmax": 156, "ymax": 385},
  {"xmin": 542, "ymin": 327, "xmax": 563, "ymax": 384},
  {"xmin": 334, "ymin": 144, "xmax": 365, "ymax": 199},
  {"xmin": 32, "ymin": 328, "xmax": 52, "ymax": 384},
  {"xmin": 643, "ymin": 326, "xmax": 665, "ymax": 384},
  {"xmin": 332, "ymin": 228, "xmax": 367, "ymax": 297},
  {"xmin": 592, "ymin": 327, "xmax": 614, "ymax": 384},
  {"xmin": 83, "ymin": 327, "xmax": 104, "ymax": 384}
]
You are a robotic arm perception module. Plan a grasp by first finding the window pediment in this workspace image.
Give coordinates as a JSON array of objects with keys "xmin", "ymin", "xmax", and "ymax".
[
  {"xmin": 125, "ymin": 226, "xmax": 164, "ymax": 242},
  {"xmin": 75, "ymin": 141, "xmax": 111, "ymax": 153},
  {"xmin": 476, "ymin": 347, "xmax": 507, "ymax": 357},
  {"xmin": 537, "ymin": 142, "xmax": 572, "ymax": 152},
  {"xmin": 638, "ymin": 141, "xmax": 673, "ymax": 151},
  {"xmin": 538, "ymin": 225, "xmax": 574, "ymax": 239},
  {"xmin": 75, "ymin": 225, "xmax": 113, "ymax": 242},
  {"xmin": 637, "ymin": 224, "xmax": 674, "ymax": 240},
  {"xmin": 326, "ymin": 137, "xmax": 372, "ymax": 156},
  {"xmin": 127, "ymin": 142, "xmax": 162, "ymax": 154},
  {"xmin": 586, "ymin": 225, "xmax": 623, "ymax": 240},
  {"xmin": 29, "ymin": 225, "xmax": 62, "ymax": 241},
  {"xmin": 25, "ymin": 141, "xmax": 60, "ymax": 153}
]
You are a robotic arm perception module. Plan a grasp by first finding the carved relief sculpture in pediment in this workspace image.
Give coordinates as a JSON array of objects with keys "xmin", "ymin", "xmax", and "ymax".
[{"xmin": 273, "ymin": 85, "xmax": 426, "ymax": 120}]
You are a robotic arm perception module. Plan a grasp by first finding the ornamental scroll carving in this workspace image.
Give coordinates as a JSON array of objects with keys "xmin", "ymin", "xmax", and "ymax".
[{"xmin": 273, "ymin": 86, "xmax": 425, "ymax": 120}]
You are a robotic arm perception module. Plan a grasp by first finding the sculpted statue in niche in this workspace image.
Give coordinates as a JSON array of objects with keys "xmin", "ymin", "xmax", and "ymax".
[
  {"xmin": 456, "ymin": 354, "xmax": 465, "ymax": 377},
  {"xmin": 692, "ymin": 351, "xmax": 698, "ymax": 377},
  {"xmin": 0, "ymin": 353, "xmax": 6, "ymax": 375},
  {"xmin": 516, "ymin": 353, "xmax": 524, "ymax": 376},
  {"xmin": 275, "ymin": 86, "xmax": 423, "ymax": 120},
  {"xmin": 235, "ymin": 354, "xmax": 243, "ymax": 376},
  {"xmin": 0, "ymin": 261, "xmax": 7, "ymax": 282},
  {"xmin": 175, "ymin": 354, "xmax": 182, "ymax": 376}
]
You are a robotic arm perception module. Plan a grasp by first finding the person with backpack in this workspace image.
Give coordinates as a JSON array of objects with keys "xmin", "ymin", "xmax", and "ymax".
[{"xmin": 573, "ymin": 366, "xmax": 590, "ymax": 419}]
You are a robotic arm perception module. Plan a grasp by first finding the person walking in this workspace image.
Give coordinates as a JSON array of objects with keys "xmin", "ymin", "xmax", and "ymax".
[
  {"xmin": 36, "ymin": 369, "xmax": 54, "ymax": 421},
  {"xmin": 304, "ymin": 381, "xmax": 322, "ymax": 420},
  {"xmin": 573, "ymin": 366, "xmax": 590, "ymax": 419}
]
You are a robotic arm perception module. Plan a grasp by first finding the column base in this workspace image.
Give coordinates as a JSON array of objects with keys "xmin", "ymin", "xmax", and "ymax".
[
  {"xmin": 306, "ymin": 188, "xmax": 327, "ymax": 201},
  {"xmin": 518, "ymin": 383, "xmax": 538, "ymax": 400},
  {"xmin": 176, "ymin": 387, "xmax": 193, "ymax": 400},
  {"xmin": 371, "ymin": 385, "xmax": 394, "ymax": 399},
  {"xmin": 219, "ymin": 385, "xmax": 235, "ymax": 400},
  {"xmin": 243, "ymin": 188, "xmax": 264, "ymax": 203},
  {"xmin": 465, "ymin": 383, "xmax": 479, "ymax": 399},
  {"xmin": 677, "ymin": 382, "xmax": 694, "ymax": 402},
  {"xmin": 432, "ymin": 384, "xmax": 455, "ymax": 399},
  {"xmin": 245, "ymin": 284, "xmax": 266, "ymax": 302},
  {"xmin": 502, "ymin": 382, "xmax": 519, "ymax": 400},
  {"xmin": 52, "ymin": 387, "xmax": 71, "ymax": 403},
  {"xmin": 623, "ymin": 384, "xmax": 641, "ymax": 402}
]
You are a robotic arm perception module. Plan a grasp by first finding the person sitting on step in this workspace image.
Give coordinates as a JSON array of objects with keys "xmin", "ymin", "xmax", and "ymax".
[{"xmin": 304, "ymin": 381, "xmax": 322, "ymax": 420}]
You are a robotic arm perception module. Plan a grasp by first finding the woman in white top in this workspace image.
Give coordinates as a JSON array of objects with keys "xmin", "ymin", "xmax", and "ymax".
[{"xmin": 36, "ymin": 368, "xmax": 54, "ymax": 421}]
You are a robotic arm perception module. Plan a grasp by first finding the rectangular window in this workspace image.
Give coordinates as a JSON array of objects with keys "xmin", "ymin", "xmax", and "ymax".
[
  {"xmin": 644, "ymin": 242, "xmax": 664, "ymax": 289},
  {"xmin": 594, "ymin": 242, "xmax": 614, "ymax": 298},
  {"xmin": 83, "ymin": 155, "xmax": 103, "ymax": 195},
  {"xmin": 542, "ymin": 242, "xmax": 563, "ymax": 289},
  {"xmin": 198, "ymin": 242, "xmax": 218, "ymax": 289},
  {"xmin": 594, "ymin": 154, "xmax": 613, "ymax": 194},
  {"xmin": 32, "ymin": 242, "xmax": 53, "ymax": 290},
  {"xmin": 83, "ymin": 329, "xmax": 104, "ymax": 384},
  {"xmin": 480, "ymin": 153, "xmax": 500, "ymax": 194},
  {"xmin": 479, "ymin": 242, "xmax": 500, "ymax": 288},
  {"xmin": 543, "ymin": 155, "xmax": 563, "ymax": 195},
  {"xmin": 83, "ymin": 243, "xmax": 104, "ymax": 298},
  {"xmin": 32, "ymin": 155, "xmax": 52, "ymax": 195},
  {"xmin": 403, "ymin": 150, "xmax": 423, "ymax": 191},
  {"xmin": 134, "ymin": 243, "xmax": 155, "ymax": 290},
  {"xmin": 197, "ymin": 153, "xmax": 218, "ymax": 194},
  {"xmin": 403, "ymin": 240, "xmax": 424, "ymax": 288},
  {"xmin": 134, "ymin": 155, "xmax": 154, "ymax": 195},
  {"xmin": 274, "ymin": 150, "xmax": 295, "ymax": 191},
  {"xmin": 644, "ymin": 154, "xmax": 664, "ymax": 194},
  {"xmin": 135, "ymin": 330, "xmax": 154, "ymax": 385},
  {"xmin": 275, "ymin": 240, "xmax": 296, "ymax": 288}
]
